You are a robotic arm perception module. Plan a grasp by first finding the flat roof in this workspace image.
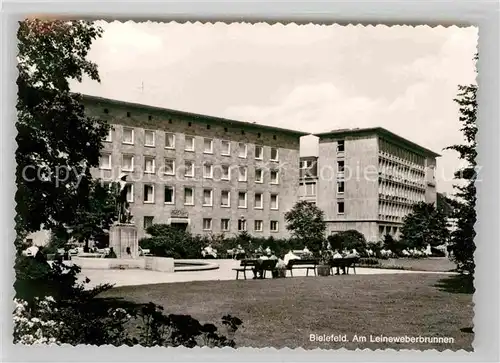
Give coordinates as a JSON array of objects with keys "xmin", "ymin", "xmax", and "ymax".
[
  {"xmin": 80, "ymin": 94, "xmax": 310, "ymax": 137},
  {"xmin": 315, "ymin": 127, "xmax": 441, "ymax": 157}
]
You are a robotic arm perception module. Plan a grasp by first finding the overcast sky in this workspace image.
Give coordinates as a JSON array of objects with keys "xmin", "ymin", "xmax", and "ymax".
[{"xmin": 71, "ymin": 21, "xmax": 478, "ymax": 195}]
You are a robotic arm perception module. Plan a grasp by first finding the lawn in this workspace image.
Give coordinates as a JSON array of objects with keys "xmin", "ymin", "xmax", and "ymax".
[{"xmin": 100, "ymin": 273, "xmax": 473, "ymax": 350}]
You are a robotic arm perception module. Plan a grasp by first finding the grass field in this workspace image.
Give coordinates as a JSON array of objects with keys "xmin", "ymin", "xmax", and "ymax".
[{"xmin": 100, "ymin": 273, "xmax": 473, "ymax": 350}]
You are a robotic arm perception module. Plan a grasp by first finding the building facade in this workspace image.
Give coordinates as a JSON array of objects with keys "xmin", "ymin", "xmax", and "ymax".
[
  {"xmin": 81, "ymin": 95, "xmax": 306, "ymax": 240},
  {"xmin": 315, "ymin": 128, "xmax": 439, "ymax": 242}
]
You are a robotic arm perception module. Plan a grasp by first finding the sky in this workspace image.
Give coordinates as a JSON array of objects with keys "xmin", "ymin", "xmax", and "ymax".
[{"xmin": 71, "ymin": 21, "xmax": 478, "ymax": 195}]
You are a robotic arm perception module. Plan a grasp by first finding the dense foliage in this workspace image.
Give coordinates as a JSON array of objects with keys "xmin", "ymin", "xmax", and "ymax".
[
  {"xmin": 400, "ymin": 202, "xmax": 450, "ymax": 249},
  {"xmin": 139, "ymin": 226, "xmax": 305, "ymax": 259},
  {"xmin": 284, "ymin": 200, "xmax": 327, "ymax": 253},
  {"xmin": 444, "ymin": 72, "xmax": 478, "ymax": 275},
  {"xmin": 70, "ymin": 181, "xmax": 120, "ymax": 251},
  {"xmin": 16, "ymin": 19, "xmax": 109, "ymax": 250},
  {"xmin": 14, "ymin": 254, "xmax": 242, "ymax": 347},
  {"xmin": 327, "ymin": 230, "xmax": 367, "ymax": 252}
]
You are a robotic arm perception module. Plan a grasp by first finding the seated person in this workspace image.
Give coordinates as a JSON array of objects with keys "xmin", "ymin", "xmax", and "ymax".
[
  {"xmin": 332, "ymin": 249, "xmax": 346, "ymax": 275},
  {"xmin": 252, "ymin": 250, "xmax": 278, "ymax": 279}
]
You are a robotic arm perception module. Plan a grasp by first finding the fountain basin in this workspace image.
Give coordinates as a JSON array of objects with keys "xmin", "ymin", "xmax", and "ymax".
[
  {"xmin": 174, "ymin": 260, "xmax": 219, "ymax": 272},
  {"xmin": 71, "ymin": 256, "xmax": 174, "ymax": 273}
]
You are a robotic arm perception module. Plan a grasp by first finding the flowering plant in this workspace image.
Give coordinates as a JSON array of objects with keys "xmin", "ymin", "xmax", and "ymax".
[{"xmin": 13, "ymin": 297, "xmax": 60, "ymax": 345}]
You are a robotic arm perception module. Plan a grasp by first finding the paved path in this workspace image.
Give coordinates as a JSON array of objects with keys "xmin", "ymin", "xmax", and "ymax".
[{"xmin": 78, "ymin": 259, "xmax": 456, "ymax": 289}]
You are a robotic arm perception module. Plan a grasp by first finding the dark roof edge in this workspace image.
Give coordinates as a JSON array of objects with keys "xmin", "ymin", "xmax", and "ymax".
[
  {"xmin": 79, "ymin": 94, "xmax": 310, "ymax": 137},
  {"xmin": 314, "ymin": 127, "xmax": 441, "ymax": 157}
]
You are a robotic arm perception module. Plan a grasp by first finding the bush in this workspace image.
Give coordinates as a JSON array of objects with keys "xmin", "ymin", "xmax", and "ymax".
[
  {"xmin": 14, "ymin": 253, "xmax": 112, "ymax": 305},
  {"xmin": 328, "ymin": 230, "xmax": 367, "ymax": 253},
  {"xmin": 139, "ymin": 224, "xmax": 206, "ymax": 259},
  {"xmin": 13, "ymin": 297, "xmax": 243, "ymax": 347}
]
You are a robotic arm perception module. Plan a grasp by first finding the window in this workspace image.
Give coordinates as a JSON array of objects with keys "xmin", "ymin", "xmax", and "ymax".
[
  {"xmin": 203, "ymin": 189, "xmax": 213, "ymax": 206},
  {"xmin": 143, "ymin": 184, "xmax": 155, "ymax": 203},
  {"xmin": 203, "ymin": 218, "xmax": 212, "ymax": 231},
  {"xmin": 270, "ymin": 221, "xmax": 279, "ymax": 232},
  {"xmin": 255, "ymin": 145, "xmax": 263, "ymax": 160},
  {"xmin": 254, "ymin": 220, "xmax": 263, "ymax": 232},
  {"xmin": 238, "ymin": 166, "xmax": 248, "ymax": 182},
  {"xmin": 145, "ymin": 130, "xmax": 155, "ymax": 147},
  {"xmin": 270, "ymin": 170, "xmax": 279, "ymax": 184},
  {"xmin": 255, "ymin": 168, "xmax": 263, "ymax": 183},
  {"xmin": 238, "ymin": 143, "xmax": 247, "ymax": 158},
  {"xmin": 125, "ymin": 183, "xmax": 134, "ymax": 203},
  {"xmin": 164, "ymin": 159, "xmax": 175, "ymax": 175},
  {"xmin": 270, "ymin": 194, "xmax": 279, "ymax": 210},
  {"xmin": 221, "ymin": 165, "xmax": 230, "ymax": 180},
  {"xmin": 221, "ymin": 140, "xmax": 231, "ymax": 156},
  {"xmin": 144, "ymin": 156, "xmax": 155, "ymax": 174},
  {"xmin": 221, "ymin": 219, "xmax": 230, "ymax": 232},
  {"xmin": 238, "ymin": 192, "xmax": 247, "ymax": 208},
  {"xmin": 104, "ymin": 128, "xmax": 112, "ymax": 142},
  {"xmin": 185, "ymin": 136, "xmax": 195, "ymax": 151},
  {"xmin": 184, "ymin": 161, "xmax": 194, "ymax": 177},
  {"xmin": 337, "ymin": 201, "xmax": 345, "ymax": 214},
  {"xmin": 122, "ymin": 128, "xmax": 134, "ymax": 144},
  {"xmin": 164, "ymin": 186, "xmax": 174, "ymax": 204},
  {"xmin": 203, "ymin": 138, "xmax": 213, "ymax": 154},
  {"xmin": 254, "ymin": 193, "xmax": 263, "ymax": 209},
  {"xmin": 122, "ymin": 155, "xmax": 134, "ymax": 171},
  {"xmin": 221, "ymin": 190, "xmax": 230, "ymax": 207},
  {"xmin": 238, "ymin": 219, "xmax": 247, "ymax": 232},
  {"xmin": 270, "ymin": 148, "xmax": 279, "ymax": 161},
  {"xmin": 203, "ymin": 163, "xmax": 213, "ymax": 179},
  {"xmin": 337, "ymin": 181, "xmax": 345, "ymax": 194},
  {"xmin": 144, "ymin": 216, "xmax": 154, "ymax": 229},
  {"xmin": 305, "ymin": 182, "xmax": 316, "ymax": 196},
  {"xmin": 184, "ymin": 187, "xmax": 194, "ymax": 205},
  {"xmin": 165, "ymin": 133, "xmax": 175, "ymax": 149},
  {"xmin": 337, "ymin": 140, "xmax": 345, "ymax": 153},
  {"xmin": 99, "ymin": 154, "xmax": 112, "ymax": 170},
  {"xmin": 337, "ymin": 160, "xmax": 345, "ymax": 173}
]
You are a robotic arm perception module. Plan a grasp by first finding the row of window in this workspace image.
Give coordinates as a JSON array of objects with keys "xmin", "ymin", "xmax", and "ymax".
[
  {"xmin": 122, "ymin": 183, "xmax": 281, "ymax": 209},
  {"xmin": 143, "ymin": 216, "xmax": 280, "ymax": 233},
  {"xmin": 99, "ymin": 155, "xmax": 280, "ymax": 183},
  {"xmin": 105, "ymin": 128, "xmax": 280, "ymax": 161}
]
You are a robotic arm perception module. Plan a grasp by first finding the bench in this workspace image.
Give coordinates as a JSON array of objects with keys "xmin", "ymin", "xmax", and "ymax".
[
  {"xmin": 233, "ymin": 259, "xmax": 278, "ymax": 280},
  {"xmin": 233, "ymin": 260, "xmax": 256, "ymax": 280},
  {"xmin": 286, "ymin": 259, "xmax": 319, "ymax": 277},
  {"xmin": 329, "ymin": 257, "xmax": 359, "ymax": 275}
]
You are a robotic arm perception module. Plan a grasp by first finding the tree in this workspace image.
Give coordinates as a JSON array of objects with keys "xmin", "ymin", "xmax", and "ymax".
[
  {"xmin": 16, "ymin": 19, "xmax": 106, "ymax": 250},
  {"xmin": 400, "ymin": 202, "xmax": 450, "ymax": 249},
  {"xmin": 444, "ymin": 65, "xmax": 478, "ymax": 274},
  {"xmin": 69, "ymin": 181, "xmax": 120, "ymax": 251},
  {"xmin": 284, "ymin": 200, "xmax": 326, "ymax": 253}
]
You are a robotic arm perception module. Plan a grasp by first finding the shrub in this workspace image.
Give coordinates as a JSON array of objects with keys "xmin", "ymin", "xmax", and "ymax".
[
  {"xmin": 13, "ymin": 298, "xmax": 243, "ymax": 347},
  {"xmin": 139, "ymin": 224, "xmax": 205, "ymax": 259},
  {"xmin": 14, "ymin": 253, "xmax": 112, "ymax": 305},
  {"xmin": 328, "ymin": 230, "xmax": 367, "ymax": 253}
]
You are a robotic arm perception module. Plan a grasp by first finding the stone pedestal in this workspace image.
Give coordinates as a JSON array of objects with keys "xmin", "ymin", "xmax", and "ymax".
[{"xmin": 110, "ymin": 223, "xmax": 138, "ymax": 259}]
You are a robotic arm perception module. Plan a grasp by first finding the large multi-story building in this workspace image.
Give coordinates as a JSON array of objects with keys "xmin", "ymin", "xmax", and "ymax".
[
  {"xmin": 81, "ymin": 95, "xmax": 307, "ymax": 240},
  {"xmin": 315, "ymin": 127, "xmax": 439, "ymax": 242},
  {"xmin": 23, "ymin": 97, "xmax": 441, "ymax": 247}
]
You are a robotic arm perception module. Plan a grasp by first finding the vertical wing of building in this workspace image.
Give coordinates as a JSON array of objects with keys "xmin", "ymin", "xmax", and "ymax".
[{"xmin": 314, "ymin": 128, "xmax": 440, "ymax": 242}]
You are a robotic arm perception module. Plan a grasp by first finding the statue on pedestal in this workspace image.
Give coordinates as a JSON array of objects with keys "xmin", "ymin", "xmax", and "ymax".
[{"xmin": 116, "ymin": 174, "xmax": 132, "ymax": 224}]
